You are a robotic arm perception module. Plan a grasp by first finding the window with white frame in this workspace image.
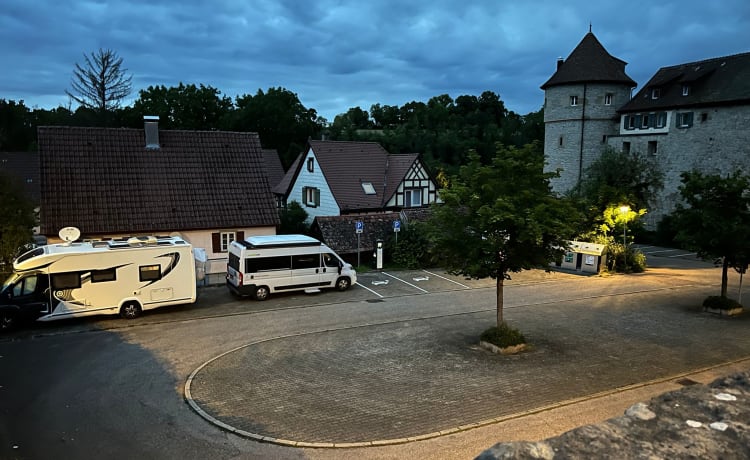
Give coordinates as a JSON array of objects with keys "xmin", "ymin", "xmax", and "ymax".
[
  {"xmin": 604, "ymin": 93, "xmax": 613, "ymax": 105},
  {"xmin": 651, "ymin": 88, "xmax": 661, "ymax": 99},
  {"xmin": 676, "ymin": 112, "xmax": 694, "ymax": 128},
  {"xmin": 221, "ymin": 231, "xmax": 236, "ymax": 252},
  {"xmin": 656, "ymin": 112, "xmax": 667, "ymax": 128},
  {"xmin": 302, "ymin": 186, "xmax": 320, "ymax": 207},
  {"xmin": 405, "ymin": 189, "xmax": 422, "ymax": 207},
  {"xmin": 682, "ymin": 85, "xmax": 690, "ymax": 96},
  {"xmin": 307, "ymin": 157, "xmax": 314, "ymax": 173},
  {"xmin": 570, "ymin": 95, "xmax": 578, "ymax": 106}
]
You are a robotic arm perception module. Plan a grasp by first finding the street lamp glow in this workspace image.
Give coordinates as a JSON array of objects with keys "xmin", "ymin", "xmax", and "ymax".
[{"xmin": 619, "ymin": 205, "xmax": 630, "ymax": 270}]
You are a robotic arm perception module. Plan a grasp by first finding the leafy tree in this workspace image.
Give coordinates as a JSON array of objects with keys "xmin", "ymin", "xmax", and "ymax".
[
  {"xmin": 0, "ymin": 99, "xmax": 34, "ymax": 151},
  {"xmin": 227, "ymin": 87, "xmax": 323, "ymax": 168},
  {"xmin": 428, "ymin": 142, "xmax": 581, "ymax": 327},
  {"xmin": 0, "ymin": 173, "xmax": 36, "ymax": 273},
  {"xmin": 130, "ymin": 83, "xmax": 233, "ymax": 130},
  {"xmin": 573, "ymin": 147, "xmax": 664, "ymax": 212},
  {"xmin": 673, "ymin": 169, "xmax": 750, "ymax": 299},
  {"xmin": 66, "ymin": 48, "xmax": 133, "ymax": 116},
  {"xmin": 279, "ymin": 201, "xmax": 309, "ymax": 235}
]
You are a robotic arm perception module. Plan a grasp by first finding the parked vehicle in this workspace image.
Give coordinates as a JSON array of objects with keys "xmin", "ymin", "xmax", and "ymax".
[
  {"xmin": 226, "ymin": 234, "xmax": 356, "ymax": 300},
  {"xmin": 0, "ymin": 231, "xmax": 197, "ymax": 331}
]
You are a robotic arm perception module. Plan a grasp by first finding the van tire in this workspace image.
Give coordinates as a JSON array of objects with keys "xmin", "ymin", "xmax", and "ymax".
[
  {"xmin": 254, "ymin": 286, "xmax": 270, "ymax": 301},
  {"xmin": 336, "ymin": 277, "xmax": 351, "ymax": 291},
  {"xmin": 0, "ymin": 310, "xmax": 17, "ymax": 332},
  {"xmin": 120, "ymin": 302, "xmax": 142, "ymax": 319}
]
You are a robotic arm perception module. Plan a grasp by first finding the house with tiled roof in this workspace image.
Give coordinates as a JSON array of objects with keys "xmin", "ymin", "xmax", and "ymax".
[
  {"xmin": 261, "ymin": 148, "xmax": 284, "ymax": 190},
  {"xmin": 273, "ymin": 139, "xmax": 438, "ymax": 221},
  {"xmin": 37, "ymin": 117, "xmax": 279, "ymax": 276},
  {"xmin": 543, "ymin": 30, "xmax": 750, "ymax": 227}
]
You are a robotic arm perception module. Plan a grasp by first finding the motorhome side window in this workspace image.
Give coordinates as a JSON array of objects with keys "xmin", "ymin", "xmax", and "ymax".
[
  {"xmin": 91, "ymin": 268, "xmax": 117, "ymax": 283},
  {"xmin": 228, "ymin": 253, "xmax": 241, "ymax": 271},
  {"xmin": 292, "ymin": 254, "xmax": 319, "ymax": 269},
  {"xmin": 245, "ymin": 256, "xmax": 291, "ymax": 273},
  {"xmin": 52, "ymin": 272, "xmax": 81, "ymax": 290},
  {"xmin": 139, "ymin": 265, "xmax": 162, "ymax": 282},
  {"xmin": 323, "ymin": 253, "xmax": 339, "ymax": 268}
]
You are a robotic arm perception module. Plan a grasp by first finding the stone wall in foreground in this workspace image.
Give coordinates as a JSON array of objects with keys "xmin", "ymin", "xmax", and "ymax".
[{"xmin": 477, "ymin": 371, "xmax": 750, "ymax": 459}]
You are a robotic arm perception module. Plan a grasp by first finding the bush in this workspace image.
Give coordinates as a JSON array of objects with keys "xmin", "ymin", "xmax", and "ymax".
[
  {"xmin": 607, "ymin": 243, "xmax": 646, "ymax": 273},
  {"xmin": 480, "ymin": 322, "xmax": 526, "ymax": 348},
  {"xmin": 703, "ymin": 296, "xmax": 743, "ymax": 310}
]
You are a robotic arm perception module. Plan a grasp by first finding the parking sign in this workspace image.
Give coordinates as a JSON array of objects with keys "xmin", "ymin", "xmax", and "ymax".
[
  {"xmin": 393, "ymin": 220, "xmax": 401, "ymax": 232},
  {"xmin": 355, "ymin": 221, "xmax": 364, "ymax": 234}
]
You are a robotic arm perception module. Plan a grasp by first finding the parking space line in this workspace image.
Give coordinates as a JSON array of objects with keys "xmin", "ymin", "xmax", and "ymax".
[
  {"xmin": 668, "ymin": 252, "xmax": 698, "ymax": 258},
  {"xmin": 422, "ymin": 269, "xmax": 471, "ymax": 289},
  {"xmin": 382, "ymin": 272, "xmax": 429, "ymax": 293},
  {"xmin": 355, "ymin": 282, "xmax": 384, "ymax": 298}
]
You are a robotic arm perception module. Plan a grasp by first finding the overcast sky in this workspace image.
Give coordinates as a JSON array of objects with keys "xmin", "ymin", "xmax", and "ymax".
[{"xmin": 2, "ymin": 0, "xmax": 749, "ymax": 121}]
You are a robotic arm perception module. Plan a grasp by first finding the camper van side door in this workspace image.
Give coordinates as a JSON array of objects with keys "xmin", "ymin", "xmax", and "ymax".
[{"xmin": 291, "ymin": 254, "xmax": 322, "ymax": 289}]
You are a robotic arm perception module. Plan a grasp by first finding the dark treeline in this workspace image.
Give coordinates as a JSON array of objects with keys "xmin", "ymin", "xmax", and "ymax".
[{"xmin": 0, "ymin": 86, "xmax": 542, "ymax": 172}]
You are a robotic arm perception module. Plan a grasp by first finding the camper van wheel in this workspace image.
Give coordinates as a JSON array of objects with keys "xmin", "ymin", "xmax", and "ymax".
[
  {"xmin": 336, "ymin": 277, "xmax": 351, "ymax": 291},
  {"xmin": 254, "ymin": 286, "xmax": 270, "ymax": 301},
  {"xmin": 120, "ymin": 302, "xmax": 142, "ymax": 319},
  {"xmin": 0, "ymin": 311, "xmax": 17, "ymax": 331}
]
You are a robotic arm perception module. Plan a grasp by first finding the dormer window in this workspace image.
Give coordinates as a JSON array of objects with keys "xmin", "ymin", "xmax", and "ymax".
[
  {"xmin": 682, "ymin": 85, "xmax": 690, "ymax": 96},
  {"xmin": 651, "ymin": 88, "xmax": 661, "ymax": 99},
  {"xmin": 361, "ymin": 182, "xmax": 376, "ymax": 195}
]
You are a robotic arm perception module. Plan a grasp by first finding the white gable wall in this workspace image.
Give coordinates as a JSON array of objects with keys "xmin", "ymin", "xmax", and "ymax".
[
  {"xmin": 288, "ymin": 148, "xmax": 340, "ymax": 223},
  {"xmin": 385, "ymin": 159, "xmax": 438, "ymax": 207}
]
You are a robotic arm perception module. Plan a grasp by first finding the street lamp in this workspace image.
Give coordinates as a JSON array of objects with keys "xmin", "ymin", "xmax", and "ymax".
[{"xmin": 619, "ymin": 205, "xmax": 630, "ymax": 269}]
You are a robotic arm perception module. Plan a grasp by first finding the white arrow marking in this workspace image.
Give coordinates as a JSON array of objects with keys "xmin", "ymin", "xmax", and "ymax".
[
  {"xmin": 372, "ymin": 280, "xmax": 390, "ymax": 286},
  {"xmin": 412, "ymin": 276, "xmax": 430, "ymax": 282}
]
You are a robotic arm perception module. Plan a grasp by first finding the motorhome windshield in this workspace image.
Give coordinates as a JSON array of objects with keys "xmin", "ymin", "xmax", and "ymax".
[{"xmin": 2, "ymin": 272, "xmax": 21, "ymax": 292}]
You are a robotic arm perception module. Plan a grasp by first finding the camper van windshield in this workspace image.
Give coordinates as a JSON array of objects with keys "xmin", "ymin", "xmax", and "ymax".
[{"xmin": 2, "ymin": 272, "xmax": 22, "ymax": 292}]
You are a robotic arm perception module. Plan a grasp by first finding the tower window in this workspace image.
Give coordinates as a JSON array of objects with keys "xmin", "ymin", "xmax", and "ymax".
[
  {"xmin": 604, "ymin": 93, "xmax": 613, "ymax": 105},
  {"xmin": 570, "ymin": 95, "xmax": 578, "ymax": 106},
  {"xmin": 559, "ymin": 136, "xmax": 563, "ymax": 147}
]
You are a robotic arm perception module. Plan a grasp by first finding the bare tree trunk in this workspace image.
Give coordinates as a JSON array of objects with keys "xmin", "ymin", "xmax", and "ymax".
[
  {"xmin": 722, "ymin": 258, "xmax": 729, "ymax": 298},
  {"xmin": 496, "ymin": 277, "xmax": 504, "ymax": 326}
]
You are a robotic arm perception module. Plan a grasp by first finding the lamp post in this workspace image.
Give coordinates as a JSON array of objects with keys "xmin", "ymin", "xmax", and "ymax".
[{"xmin": 619, "ymin": 205, "xmax": 630, "ymax": 270}]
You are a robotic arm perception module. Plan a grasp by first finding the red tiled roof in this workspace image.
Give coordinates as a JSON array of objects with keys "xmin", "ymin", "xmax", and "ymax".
[
  {"xmin": 37, "ymin": 126, "xmax": 279, "ymax": 235},
  {"xmin": 310, "ymin": 140, "xmax": 390, "ymax": 211},
  {"xmin": 262, "ymin": 149, "xmax": 285, "ymax": 190}
]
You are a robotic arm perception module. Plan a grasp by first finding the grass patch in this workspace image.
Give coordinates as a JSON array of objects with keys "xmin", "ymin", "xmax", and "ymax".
[
  {"xmin": 703, "ymin": 295, "xmax": 743, "ymax": 310},
  {"xmin": 480, "ymin": 322, "xmax": 526, "ymax": 348}
]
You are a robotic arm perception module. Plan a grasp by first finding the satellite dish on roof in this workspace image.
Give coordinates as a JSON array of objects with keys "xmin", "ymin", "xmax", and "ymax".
[{"xmin": 59, "ymin": 226, "xmax": 81, "ymax": 245}]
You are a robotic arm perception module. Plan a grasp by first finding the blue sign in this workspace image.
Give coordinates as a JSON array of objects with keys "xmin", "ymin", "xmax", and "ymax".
[
  {"xmin": 355, "ymin": 221, "xmax": 364, "ymax": 234},
  {"xmin": 393, "ymin": 220, "xmax": 401, "ymax": 232}
]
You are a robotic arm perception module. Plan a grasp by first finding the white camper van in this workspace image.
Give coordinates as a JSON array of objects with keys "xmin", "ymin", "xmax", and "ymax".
[
  {"xmin": 0, "ymin": 231, "xmax": 197, "ymax": 330},
  {"xmin": 226, "ymin": 234, "xmax": 356, "ymax": 300}
]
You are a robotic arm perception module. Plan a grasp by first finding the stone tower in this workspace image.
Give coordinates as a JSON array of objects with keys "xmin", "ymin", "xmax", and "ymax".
[{"xmin": 541, "ymin": 31, "xmax": 636, "ymax": 193}]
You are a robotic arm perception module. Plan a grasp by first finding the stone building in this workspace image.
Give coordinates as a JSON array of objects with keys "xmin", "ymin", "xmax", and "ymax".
[{"xmin": 543, "ymin": 31, "xmax": 750, "ymax": 227}]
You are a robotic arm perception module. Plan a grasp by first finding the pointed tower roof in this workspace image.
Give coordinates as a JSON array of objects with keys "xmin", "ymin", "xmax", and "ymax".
[{"xmin": 541, "ymin": 32, "xmax": 636, "ymax": 89}]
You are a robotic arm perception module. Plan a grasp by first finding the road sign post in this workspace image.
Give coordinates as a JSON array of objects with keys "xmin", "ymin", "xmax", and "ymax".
[
  {"xmin": 393, "ymin": 220, "xmax": 401, "ymax": 244},
  {"xmin": 355, "ymin": 221, "xmax": 363, "ymax": 267}
]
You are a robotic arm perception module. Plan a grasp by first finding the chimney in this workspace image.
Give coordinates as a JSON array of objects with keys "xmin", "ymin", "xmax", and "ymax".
[
  {"xmin": 556, "ymin": 57, "xmax": 564, "ymax": 70},
  {"xmin": 144, "ymin": 115, "xmax": 160, "ymax": 150}
]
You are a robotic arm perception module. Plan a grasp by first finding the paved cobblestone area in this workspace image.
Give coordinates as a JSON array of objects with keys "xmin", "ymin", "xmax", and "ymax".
[{"xmin": 187, "ymin": 289, "xmax": 750, "ymax": 445}]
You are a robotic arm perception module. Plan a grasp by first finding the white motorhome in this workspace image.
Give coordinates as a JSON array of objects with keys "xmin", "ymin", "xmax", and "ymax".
[
  {"xmin": 0, "ymin": 231, "xmax": 197, "ymax": 330},
  {"xmin": 226, "ymin": 234, "xmax": 356, "ymax": 300}
]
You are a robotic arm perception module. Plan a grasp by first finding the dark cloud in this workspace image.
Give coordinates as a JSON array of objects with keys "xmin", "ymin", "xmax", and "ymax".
[{"xmin": 1, "ymin": 0, "xmax": 749, "ymax": 118}]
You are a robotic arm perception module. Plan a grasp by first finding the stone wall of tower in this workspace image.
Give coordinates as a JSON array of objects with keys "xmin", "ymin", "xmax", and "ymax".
[{"xmin": 543, "ymin": 83, "xmax": 632, "ymax": 193}]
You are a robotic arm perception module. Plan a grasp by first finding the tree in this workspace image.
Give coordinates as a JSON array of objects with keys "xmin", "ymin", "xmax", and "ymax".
[
  {"xmin": 673, "ymin": 169, "xmax": 750, "ymax": 299},
  {"xmin": 131, "ymin": 83, "xmax": 233, "ymax": 130},
  {"xmin": 279, "ymin": 201, "xmax": 309, "ymax": 235},
  {"xmin": 66, "ymin": 48, "xmax": 133, "ymax": 114},
  {"xmin": 0, "ymin": 99, "xmax": 35, "ymax": 151},
  {"xmin": 573, "ymin": 147, "xmax": 664, "ymax": 213},
  {"xmin": 0, "ymin": 173, "xmax": 36, "ymax": 273},
  {"xmin": 428, "ymin": 142, "xmax": 581, "ymax": 327}
]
